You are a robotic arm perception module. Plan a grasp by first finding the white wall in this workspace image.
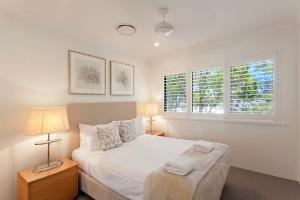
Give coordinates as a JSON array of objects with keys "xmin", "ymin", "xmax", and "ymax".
[
  {"xmin": 150, "ymin": 21, "xmax": 299, "ymax": 181},
  {"xmin": 297, "ymin": 3, "xmax": 300, "ymax": 183},
  {"xmin": 298, "ymin": 23, "xmax": 300, "ymax": 182},
  {"xmin": 0, "ymin": 12, "xmax": 150, "ymax": 200}
]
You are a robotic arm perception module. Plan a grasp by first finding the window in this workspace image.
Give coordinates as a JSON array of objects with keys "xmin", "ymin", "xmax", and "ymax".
[
  {"xmin": 162, "ymin": 55, "xmax": 277, "ymax": 122},
  {"xmin": 192, "ymin": 68, "xmax": 224, "ymax": 114},
  {"xmin": 230, "ymin": 58, "xmax": 274, "ymax": 114},
  {"xmin": 164, "ymin": 73, "xmax": 187, "ymax": 112}
]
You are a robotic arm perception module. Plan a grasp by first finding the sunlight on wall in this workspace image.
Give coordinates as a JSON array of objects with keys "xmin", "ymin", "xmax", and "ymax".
[{"xmin": 0, "ymin": 133, "xmax": 67, "ymax": 199}]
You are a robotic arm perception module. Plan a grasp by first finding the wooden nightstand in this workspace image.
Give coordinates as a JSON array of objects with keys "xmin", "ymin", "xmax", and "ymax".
[
  {"xmin": 18, "ymin": 158, "xmax": 78, "ymax": 200},
  {"xmin": 147, "ymin": 130, "xmax": 165, "ymax": 137}
]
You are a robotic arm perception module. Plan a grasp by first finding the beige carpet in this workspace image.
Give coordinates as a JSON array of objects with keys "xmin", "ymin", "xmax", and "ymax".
[
  {"xmin": 221, "ymin": 167, "xmax": 300, "ymax": 200},
  {"xmin": 77, "ymin": 167, "xmax": 300, "ymax": 200}
]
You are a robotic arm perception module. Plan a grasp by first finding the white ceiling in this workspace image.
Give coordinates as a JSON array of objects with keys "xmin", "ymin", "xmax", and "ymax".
[{"xmin": 0, "ymin": 0, "xmax": 298, "ymax": 60}]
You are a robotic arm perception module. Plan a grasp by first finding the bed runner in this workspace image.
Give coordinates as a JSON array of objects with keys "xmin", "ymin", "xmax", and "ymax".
[{"xmin": 143, "ymin": 143, "xmax": 230, "ymax": 200}]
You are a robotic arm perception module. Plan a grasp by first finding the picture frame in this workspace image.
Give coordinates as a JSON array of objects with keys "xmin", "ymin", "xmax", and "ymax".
[
  {"xmin": 68, "ymin": 50, "xmax": 106, "ymax": 95},
  {"xmin": 110, "ymin": 61, "xmax": 134, "ymax": 96}
]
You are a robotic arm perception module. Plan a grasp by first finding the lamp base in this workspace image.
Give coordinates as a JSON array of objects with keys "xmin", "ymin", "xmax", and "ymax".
[
  {"xmin": 148, "ymin": 116, "xmax": 155, "ymax": 132},
  {"xmin": 33, "ymin": 160, "xmax": 63, "ymax": 173}
]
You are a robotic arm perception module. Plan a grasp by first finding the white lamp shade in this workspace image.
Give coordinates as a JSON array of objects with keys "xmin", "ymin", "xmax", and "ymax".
[
  {"xmin": 26, "ymin": 107, "xmax": 69, "ymax": 135},
  {"xmin": 143, "ymin": 103, "xmax": 159, "ymax": 117}
]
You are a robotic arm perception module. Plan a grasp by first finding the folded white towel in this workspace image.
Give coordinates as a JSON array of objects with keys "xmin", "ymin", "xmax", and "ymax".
[
  {"xmin": 165, "ymin": 157, "xmax": 194, "ymax": 176},
  {"xmin": 193, "ymin": 140, "xmax": 215, "ymax": 153}
]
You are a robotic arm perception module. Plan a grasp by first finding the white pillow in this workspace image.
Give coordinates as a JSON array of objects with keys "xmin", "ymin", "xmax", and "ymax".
[
  {"xmin": 134, "ymin": 117, "xmax": 145, "ymax": 136},
  {"xmin": 79, "ymin": 124, "xmax": 99, "ymax": 150},
  {"xmin": 79, "ymin": 123, "xmax": 112, "ymax": 151}
]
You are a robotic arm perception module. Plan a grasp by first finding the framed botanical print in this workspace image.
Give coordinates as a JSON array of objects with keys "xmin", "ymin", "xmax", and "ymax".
[
  {"xmin": 110, "ymin": 61, "xmax": 134, "ymax": 96},
  {"xmin": 68, "ymin": 50, "xmax": 106, "ymax": 95}
]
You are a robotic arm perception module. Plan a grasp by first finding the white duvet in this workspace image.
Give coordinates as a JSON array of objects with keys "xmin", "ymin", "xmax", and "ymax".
[{"xmin": 72, "ymin": 134, "xmax": 195, "ymax": 200}]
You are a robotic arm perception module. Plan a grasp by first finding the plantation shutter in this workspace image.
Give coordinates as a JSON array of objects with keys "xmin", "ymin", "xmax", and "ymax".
[
  {"xmin": 164, "ymin": 73, "xmax": 187, "ymax": 112},
  {"xmin": 230, "ymin": 58, "xmax": 274, "ymax": 114},
  {"xmin": 192, "ymin": 68, "xmax": 224, "ymax": 113}
]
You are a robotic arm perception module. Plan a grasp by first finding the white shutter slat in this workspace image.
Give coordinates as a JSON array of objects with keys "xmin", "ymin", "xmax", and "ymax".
[
  {"xmin": 192, "ymin": 68, "xmax": 224, "ymax": 114},
  {"xmin": 164, "ymin": 73, "xmax": 187, "ymax": 112},
  {"xmin": 230, "ymin": 58, "xmax": 274, "ymax": 114}
]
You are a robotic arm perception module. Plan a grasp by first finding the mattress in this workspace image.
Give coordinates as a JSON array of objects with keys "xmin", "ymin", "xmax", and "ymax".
[{"xmin": 72, "ymin": 134, "xmax": 227, "ymax": 200}]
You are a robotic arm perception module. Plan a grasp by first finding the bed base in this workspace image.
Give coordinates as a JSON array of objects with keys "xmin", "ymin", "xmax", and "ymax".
[{"xmin": 79, "ymin": 169, "xmax": 128, "ymax": 200}]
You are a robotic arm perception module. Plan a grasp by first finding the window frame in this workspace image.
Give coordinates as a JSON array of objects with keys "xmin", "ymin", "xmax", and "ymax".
[
  {"xmin": 161, "ymin": 52, "xmax": 279, "ymax": 123},
  {"xmin": 189, "ymin": 64, "xmax": 226, "ymax": 119},
  {"xmin": 162, "ymin": 68, "xmax": 189, "ymax": 117},
  {"xmin": 225, "ymin": 53, "xmax": 279, "ymax": 122}
]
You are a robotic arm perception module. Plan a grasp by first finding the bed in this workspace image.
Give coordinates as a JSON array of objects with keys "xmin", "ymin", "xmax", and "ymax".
[{"xmin": 68, "ymin": 102, "xmax": 230, "ymax": 200}]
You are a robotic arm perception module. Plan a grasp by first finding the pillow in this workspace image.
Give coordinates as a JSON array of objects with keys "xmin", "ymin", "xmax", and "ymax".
[
  {"xmin": 97, "ymin": 126, "xmax": 122, "ymax": 151},
  {"xmin": 79, "ymin": 123, "xmax": 112, "ymax": 151},
  {"xmin": 79, "ymin": 124, "xmax": 99, "ymax": 150},
  {"xmin": 119, "ymin": 120, "xmax": 137, "ymax": 143},
  {"xmin": 112, "ymin": 117, "xmax": 145, "ymax": 136},
  {"xmin": 86, "ymin": 136, "xmax": 101, "ymax": 151},
  {"xmin": 134, "ymin": 117, "xmax": 145, "ymax": 135}
]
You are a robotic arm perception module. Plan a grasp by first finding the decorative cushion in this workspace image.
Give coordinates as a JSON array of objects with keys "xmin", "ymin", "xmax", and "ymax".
[
  {"xmin": 119, "ymin": 120, "xmax": 137, "ymax": 143},
  {"xmin": 97, "ymin": 126, "xmax": 122, "ymax": 151},
  {"xmin": 112, "ymin": 118, "xmax": 144, "ymax": 136}
]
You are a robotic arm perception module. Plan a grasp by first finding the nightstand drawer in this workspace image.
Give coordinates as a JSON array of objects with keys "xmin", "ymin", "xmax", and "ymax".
[
  {"xmin": 30, "ymin": 167, "xmax": 77, "ymax": 200},
  {"xmin": 18, "ymin": 159, "xmax": 78, "ymax": 200}
]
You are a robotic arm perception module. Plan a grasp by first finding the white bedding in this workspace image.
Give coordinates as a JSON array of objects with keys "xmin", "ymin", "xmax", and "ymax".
[{"xmin": 72, "ymin": 134, "xmax": 196, "ymax": 200}]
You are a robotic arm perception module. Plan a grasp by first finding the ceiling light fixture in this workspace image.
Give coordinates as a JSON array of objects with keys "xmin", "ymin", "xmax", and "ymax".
[
  {"xmin": 116, "ymin": 24, "xmax": 136, "ymax": 36},
  {"xmin": 155, "ymin": 8, "xmax": 174, "ymax": 36},
  {"xmin": 154, "ymin": 42, "xmax": 160, "ymax": 47}
]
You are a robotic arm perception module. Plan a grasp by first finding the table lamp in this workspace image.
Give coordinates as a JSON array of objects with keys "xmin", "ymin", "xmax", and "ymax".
[
  {"xmin": 144, "ymin": 103, "xmax": 159, "ymax": 132},
  {"xmin": 26, "ymin": 107, "xmax": 69, "ymax": 173}
]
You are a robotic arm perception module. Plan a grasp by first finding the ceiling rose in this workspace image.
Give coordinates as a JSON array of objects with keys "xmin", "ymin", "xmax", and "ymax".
[{"xmin": 116, "ymin": 24, "xmax": 136, "ymax": 36}]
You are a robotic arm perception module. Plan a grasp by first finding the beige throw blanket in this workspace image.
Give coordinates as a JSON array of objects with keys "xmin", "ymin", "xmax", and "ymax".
[{"xmin": 143, "ymin": 143, "xmax": 230, "ymax": 200}]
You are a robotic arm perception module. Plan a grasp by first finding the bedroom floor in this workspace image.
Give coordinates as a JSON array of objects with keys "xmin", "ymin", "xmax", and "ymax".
[
  {"xmin": 221, "ymin": 167, "xmax": 300, "ymax": 200},
  {"xmin": 77, "ymin": 167, "xmax": 300, "ymax": 200}
]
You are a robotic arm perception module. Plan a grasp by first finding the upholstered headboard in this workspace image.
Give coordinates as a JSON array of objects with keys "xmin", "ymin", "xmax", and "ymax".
[{"xmin": 67, "ymin": 101, "xmax": 137, "ymax": 133}]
